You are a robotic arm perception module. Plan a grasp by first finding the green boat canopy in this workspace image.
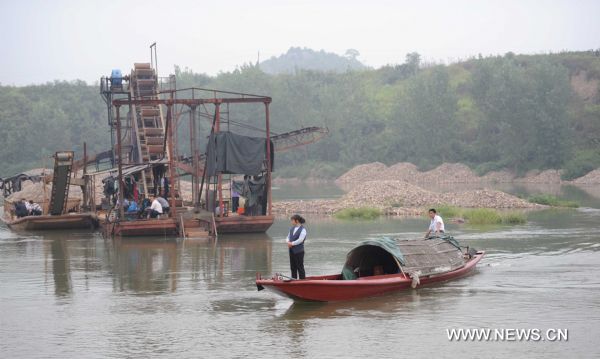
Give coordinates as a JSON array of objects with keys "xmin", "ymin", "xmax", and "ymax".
[
  {"xmin": 341, "ymin": 236, "xmax": 466, "ymax": 280},
  {"xmin": 342, "ymin": 237, "xmax": 405, "ymax": 280}
]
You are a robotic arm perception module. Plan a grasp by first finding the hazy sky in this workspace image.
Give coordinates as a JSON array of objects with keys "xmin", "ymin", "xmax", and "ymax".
[{"xmin": 1, "ymin": 0, "xmax": 599, "ymax": 85}]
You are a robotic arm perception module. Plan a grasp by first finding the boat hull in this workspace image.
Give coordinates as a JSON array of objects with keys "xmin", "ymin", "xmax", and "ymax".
[
  {"xmin": 215, "ymin": 215, "xmax": 274, "ymax": 234},
  {"xmin": 1, "ymin": 213, "xmax": 99, "ymax": 231},
  {"xmin": 103, "ymin": 218, "xmax": 179, "ymax": 237},
  {"xmin": 256, "ymin": 251, "xmax": 485, "ymax": 302}
]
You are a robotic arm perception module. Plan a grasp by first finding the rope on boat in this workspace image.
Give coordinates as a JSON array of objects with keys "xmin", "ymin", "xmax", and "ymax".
[
  {"xmin": 425, "ymin": 234, "xmax": 477, "ymax": 258},
  {"xmin": 275, "ymin": 273, "xmax": 296, "ymax": 281},
  {"xmin": 409, "ymin": 271, "xmax": 421, "ymax": 288}
]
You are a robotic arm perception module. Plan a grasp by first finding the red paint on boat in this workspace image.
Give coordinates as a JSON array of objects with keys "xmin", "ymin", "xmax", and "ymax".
[{"xmin": 256, "ymin": 251, "xmax": 485, "ymax": 302}]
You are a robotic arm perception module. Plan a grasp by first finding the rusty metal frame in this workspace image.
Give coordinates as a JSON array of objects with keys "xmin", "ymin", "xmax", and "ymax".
[{"xmin": 111, "ymin": 87, "xmax": 273, "ymax": 218}]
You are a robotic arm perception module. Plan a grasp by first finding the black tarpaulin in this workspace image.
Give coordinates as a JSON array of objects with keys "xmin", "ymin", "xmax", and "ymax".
[{"xmin": 206, "ymin": 132, "xmax": 273, "ymax": 176}]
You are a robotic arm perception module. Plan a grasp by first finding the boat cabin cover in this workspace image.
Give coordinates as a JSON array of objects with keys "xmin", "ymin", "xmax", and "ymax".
[{"xmin": 342, "ymin": 237, "xmax": 466, "ymax": 279}]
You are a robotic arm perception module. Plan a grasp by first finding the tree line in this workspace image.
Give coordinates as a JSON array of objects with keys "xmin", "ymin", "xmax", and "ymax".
[{"xmin": 1, "ymin": 51, "xmax": 599, "ymax": 179}]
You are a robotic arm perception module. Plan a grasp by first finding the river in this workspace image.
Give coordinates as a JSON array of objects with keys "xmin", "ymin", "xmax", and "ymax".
[{"xmin": 1, "ymin": 184, "xmax": 599, "ymax": 358}]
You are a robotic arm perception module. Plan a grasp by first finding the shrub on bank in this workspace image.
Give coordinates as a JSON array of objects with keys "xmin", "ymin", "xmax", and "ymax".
[
  {"xmin": 335, "ymin": 207, "xmax": 382, "ymax": 220},
  {"xmin": 462, "ymin": 208, "xmax": 502, "ymax": 225},
  {"xmin": 561, "ymin": 149, "xmax": 600, "ymax": 180},
  {"xmin": 498, "ymin": 211, "xmax": 527, "ymax": 224},
  {"xmin": 433, "ymin": 205, "xmax": 462, "ymax": 218},
  {"xmin": 528, "ymin": 194, "xmax": 579, "ymax": 208},
  {"xmin": 432, "ymin": 205, "xmax": 527, "ymax": 225}
]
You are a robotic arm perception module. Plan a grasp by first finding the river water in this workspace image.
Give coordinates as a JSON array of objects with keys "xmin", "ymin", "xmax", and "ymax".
[{"xmin": 1, "ymin": 184, "xmax": 599, "ymax": 358}]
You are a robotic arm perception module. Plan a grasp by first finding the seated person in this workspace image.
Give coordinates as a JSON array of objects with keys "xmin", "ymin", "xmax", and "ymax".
[
  {"xmin": 126, "ymin": 200, "xmax": 139, "ymax": 213},
  {"xmin": 156, "ymin": 196, "xmax": 170, "ymax": 214},
  {"xmin": 28, "ymin": 200, "xmax": 43, "ymax": 216},
  {"xmin": 138, "ymin": 198, "xmax": 152, "ymax": 219},
  {"xmin": 424, "ymin": 208, "xmax": 445, "ymax": 238},
  {"xmin": 14, "ymin": 199, "xmax": 29, "ymax": 218},
  {"xmin": 145, "ymin": 195, "xmax": 163, "ymax": 219}
]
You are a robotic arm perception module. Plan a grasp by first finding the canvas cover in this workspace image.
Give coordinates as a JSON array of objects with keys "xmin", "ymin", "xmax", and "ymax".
[
  {"xmin": 206, "ymin": 132, "xmax": 272, "ymax": 176},
  {"xmin": 342, "ymin": 236, "xmax": 465, "ymax": 279},
  {"xmin": 232, "ymin": 176, "xmax": 266, "ymax": 208},
  {"xmin": 343, "ymin": 237, "xmax": 406, "ymax": 279}
]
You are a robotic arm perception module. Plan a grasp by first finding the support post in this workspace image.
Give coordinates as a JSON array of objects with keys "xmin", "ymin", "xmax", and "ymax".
[
  {"xmin": 190, "ymin": 105, "xmax": 199, "ymax": 209},
  {"xmin": 167, "ymin": 104, "xmax": 177, "ymax": 218},
  {"xmin": 82, "ymin": 142, "xmax": 88, "ymax": 211},
  {"xmin": 215, "ymin": 104, "xmax": 223, "ymax": 217},
  {"xmin": 265, "ymin": 102, "xmax": 272, "ymax": 216},
  {"xmin": 115, "ymin": 106, "xmax": 125, "ymax": 220}
]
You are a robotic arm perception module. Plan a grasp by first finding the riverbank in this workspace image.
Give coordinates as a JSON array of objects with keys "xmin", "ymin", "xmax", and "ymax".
[
  {"xmin": 272, "ymin": 179, "xmax": 544, "ymax": 216},
  {"xmin": 272, "ymin": 162, "xmax": 600, "ymax": 185},
  {"xmin": 335, "ymin": 162, "xmax": 600, "ymax": 184}
]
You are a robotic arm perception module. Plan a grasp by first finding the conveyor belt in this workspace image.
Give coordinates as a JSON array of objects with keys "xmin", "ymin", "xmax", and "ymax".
[{"xmin": 49, "ymin": 151, "xmax": 74, "ymax": 215}]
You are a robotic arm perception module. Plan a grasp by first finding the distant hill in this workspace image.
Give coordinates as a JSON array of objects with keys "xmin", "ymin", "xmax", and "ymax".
[{"xmin": 260, "ymin": 47, "xmax": 367, "ymax": 74}]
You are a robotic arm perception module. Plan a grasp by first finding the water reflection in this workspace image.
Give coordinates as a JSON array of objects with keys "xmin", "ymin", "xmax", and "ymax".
[
  {"xmin": 2, "ymin": 202, "xmax": 600, "ymax": 358},
  {"xmin": 112, "ymin": 238, "xmax": 180, "ymax": 294},
  {"xmin": 184, "ymin": 233, "xmax": 273, "ymax": 286},
  {"xmin": 37, "ymin": 232, "xmax": 274, "ymax": 297},
  {"xmin": 48, "ymin": 238, "xmax": 72, "ymax": 296},
  {"xmin": 278, "ymin": 284, "xmax": 462, "ymax": 320}
]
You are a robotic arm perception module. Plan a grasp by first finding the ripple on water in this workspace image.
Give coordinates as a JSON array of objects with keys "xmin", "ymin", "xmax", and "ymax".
[{"xmin": 1, "ymin": 212, "xmax": 600, "ymax": 358}]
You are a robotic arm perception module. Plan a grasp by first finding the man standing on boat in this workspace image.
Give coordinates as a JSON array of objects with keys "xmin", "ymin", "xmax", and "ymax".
[
  {"xmin": 286, "ymin": 214, "xmax": 307, "ymax": 279},
  {"xmin": 425, "ymin": 208, "xmax": 445, "ymax": 238}
]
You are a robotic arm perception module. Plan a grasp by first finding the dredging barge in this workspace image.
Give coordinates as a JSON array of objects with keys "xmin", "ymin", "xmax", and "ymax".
[{"xmin": 93, "ymin": 52, "xmax": 326, "ymax": 238}]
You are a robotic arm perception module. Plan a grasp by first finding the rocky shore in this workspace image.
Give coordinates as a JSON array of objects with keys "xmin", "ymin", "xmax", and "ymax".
[
  {"xmin": 272, "ymin": 179, "xmax": 542, "ymax": 216},
  {"xmin": 8, "ymin": 161, "xmax": 595, "ymax": 218},
  {"xmin": 334, "ymin": 162, "xmax": 597, "ymax": 185},
  {"xmin": 271, "ymin": 161, "xmax": 600, "ymax": 216}
]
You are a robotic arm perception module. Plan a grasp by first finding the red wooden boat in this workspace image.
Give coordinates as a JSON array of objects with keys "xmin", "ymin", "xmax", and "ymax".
[{"xmin": 256, "ymin": 237, "xmax": 484, "ymax": 302}]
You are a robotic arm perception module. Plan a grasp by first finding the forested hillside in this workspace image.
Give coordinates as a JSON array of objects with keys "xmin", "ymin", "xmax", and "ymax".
[
  {"xmin": 259, "ymin": 47, "xmax": 366, "ymax": 74},
  {"xmin": 1, "ymin": 50, "xmax": 599, "ymax": 179},
  {"xmin": 0, "ymin": 81, "xmax": 107, "ymax": 175}
]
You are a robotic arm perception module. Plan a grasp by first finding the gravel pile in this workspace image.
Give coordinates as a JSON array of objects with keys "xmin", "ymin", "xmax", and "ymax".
[
  {"xmin": 335, "ymin": 162, "xmax": 388, "ymax": 183},
  {"xmin": 480, "ymin": 170, "xmax": 515, "ymax": 183},
  {"xmin": 380, "ymin": 162, "xmax": 420, "ymax": 181},
  {"xmin": 273, "ymin": 199, "xmax": 340, "ymax": 215},
  {"xmin": 8, "ymin": 182, "xmax": 54, "ymax": 203},
  {"xmin": 514, "ymin": 169, "xmax": 563, "ymax": 184},
  {"xmin": 272, "ymin": 180, "xmax": 538, "ymax": 216},
  {"xmin": 438, "ymin": 189, "xmax": 536, "ymax": 208},
  {"xmin": 336, "ymin": 162, "xmax": 600, "ymax": 184},
  {"xmin": 5, "ymin": 181, "xmax": 83, "ymax": 213},
  {"xmin": 572, "ymin": 169, "xmax": 600, "ymax": 184},
  {"xmin": 336, "ymin": 162, "xmax": 499, "ymax": 184},
  {"xmin": 341, "ymin": 180, "xmax": 536, "ymax": 208},
  {"xmin": 339, "ymin": 180, "xmax": 434, "ymax": 207},
  {"xmin": 420, "ymin": 163, "xmax": 480, "ymax": 183}
]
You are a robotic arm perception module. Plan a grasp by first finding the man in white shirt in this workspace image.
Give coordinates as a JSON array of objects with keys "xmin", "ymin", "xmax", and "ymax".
[
  {"xmin": 425, "ymin": 208, "xmax": 445, "ymax": 238},
  {"xmin": 156, "ymin": 196, "xmax": 170, "ymax": 214},
  {"xmin": 24, "ymin": 199, "xmax": 32, "ymax": 215},
  {"xmin": 29, "ymin": 200, "xmax": 43, "ymax": 216},
  {"xmin": 147, "ymin": 195, "xmax": 163, "ymax": 219}
]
